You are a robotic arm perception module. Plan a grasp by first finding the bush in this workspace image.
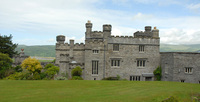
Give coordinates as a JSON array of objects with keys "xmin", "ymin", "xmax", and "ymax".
[
  {"xmin": 6, "ymin": 72, "xmax": 24, "ymax": 80},
  {"xmin": 72, "ymin": 76, "xmax": 83, "ymax": 80},
  {"xmin": 102, "ymin": 77, "xmax": 119, "ymax": 80},
  {"xmin": 153, "ymin": 66, "xmax": 162, "ymax": 81},
  {"xmin": 55, "ymin": 76, "xmax": 67, "ymax": 80},
  {"xmin": 40, "ymin": 72, "xmax": 47, "ymax": 79},
  {"xmin": 71, "ymin": 66, "xmax": 82, "ymax": 77},
  {"xmin": 13, "ymin": 65, "xmax": 23, "ymax": 72},
  {"xmin": 33, "ymin": 72, "xmax": 41, "ymax": 80},
  {"xmin": 44, "ymin": 63, "xmax": 59, "ymax": 80}
]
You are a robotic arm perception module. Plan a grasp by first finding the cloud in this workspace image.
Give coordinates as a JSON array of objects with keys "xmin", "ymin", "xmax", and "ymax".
[
  {"xmin": 132, "ymin": 13, "xmax": 153, "ymax": 21},
  {"xmin": 187, "ymin": 3, "xmax": 200, "ymax": 13}
]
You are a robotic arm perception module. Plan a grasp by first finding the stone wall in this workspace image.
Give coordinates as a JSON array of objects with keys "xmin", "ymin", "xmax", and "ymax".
[{"xmin": 161, "ymin": 52, "xmax": 200, "ymax": 83}]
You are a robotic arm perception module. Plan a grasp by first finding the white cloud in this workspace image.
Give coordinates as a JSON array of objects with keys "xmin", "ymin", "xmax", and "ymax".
[
  {"xmin": 132, "ymin": 13, "xmax": 153, "ymax": 21},
  {"xmin": 187, "ymin": 3, "xmax": 200, "ymax": 13}
]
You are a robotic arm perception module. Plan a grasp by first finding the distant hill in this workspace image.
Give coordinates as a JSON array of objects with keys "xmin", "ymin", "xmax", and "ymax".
[
  {"xmin": 15, "ymin": 45, "xmax": 55, "ymax": 57},
  {"xmin": 15, "ymin": 44, "xmax": 200, "ymax": 57},
  {"xmin": 160, "ymin": 44, "xmax": 200, "ymax": 52}
]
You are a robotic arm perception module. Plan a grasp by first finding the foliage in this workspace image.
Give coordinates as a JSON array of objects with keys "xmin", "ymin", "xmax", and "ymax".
[
  {"xmin": 13, "ymin": 65, "xmax": 23, "ymax": 72},
  {"xmin": 21, "ymin": 57, "xmax": 42, "ymax": 74},
  {"xmin": 72, "ymin": 76, "xmax": 83, "ymax": 80},
  {"xmin": 52, "ymin": 59, "xmax": 56, "ymax": 63},
  {"xmin": 0, "ymin": 53, "xmax": 13, "ymax": 79},
  {"xmin": 162, "ymin": 96, "xmax": 179, "ymax": 102},
  {"xmin": 71, "ymin": 66, "xmax": 82, "ymax": 77},
  {"xmin": 102, "ymin": 75, "xmax": 121, "ymax": 80},
  {"xmin": 0, "ymin": 34, "xmax": 18, "ymax": 58},
  {"xmin": 154, "ymin": 66, "xmax": 162, "ymax": 81},
  {"xmin": 33, "ymin": 72, "xmax": 41, "ymax": 80},
  {"xmin": 55, "ymin": 76, "xmax": 67, "ymax": 80},
  {"xmin": 44, "ymin": 63, "xmax": 59, "ymax": 79},
  {"xmin": 5, "ymin": 72, "xmax": 25, "ymax": 80},
  {"xmin": 39, "ymin": 72, "xmax": 47, "ymax": 79}
]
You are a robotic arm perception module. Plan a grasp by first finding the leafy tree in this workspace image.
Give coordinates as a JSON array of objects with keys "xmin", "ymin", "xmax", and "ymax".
[
  {"xmin": 0, "ymin": 34, "xmax": 18, "ymax": 58},
  {"xmin": 0, "ymin": 53, "xmax": 13, "ymax": 78},
  {"xmin": 71, "ymin": 66, "xmax": 82, "ymax": 77},
  {"xmin": 153, "ymin": 66, "xmax": 162, "ymax": 81},
  {"xmin": 21, "ymin": 57, "xmax": 42, "ymax": 74},
  {"xmin": 44, "ymin": 63, "xmax": 59, "ymax": 79}
]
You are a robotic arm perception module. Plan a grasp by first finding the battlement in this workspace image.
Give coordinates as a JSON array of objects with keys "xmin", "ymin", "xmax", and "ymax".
[
  {"xmin": 110, "ymin": 35, "xmax": 134, "ymax": 38},
  {"xmin": 134, "ymin": 26, "xmax": 159, "ymax": 38}
]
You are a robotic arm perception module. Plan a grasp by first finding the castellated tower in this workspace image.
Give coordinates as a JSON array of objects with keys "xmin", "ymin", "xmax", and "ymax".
[{"xmin": 56, "ymin": 21, "xmax": 160, "ymax": 81}]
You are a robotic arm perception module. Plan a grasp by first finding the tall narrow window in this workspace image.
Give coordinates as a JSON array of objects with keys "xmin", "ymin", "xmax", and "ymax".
[
  {"xmin": 130, "ymin": 76, "xmax": 140, "ymax": 81},
  {"xmin": 113, "ymin": 44, "xmax": 119, "ymax": 51},
  {"xmin": 139, "ymin": 45, "xmax": 144, "ymax": 52},
  {"xmin": 137, "ymin": 60, "xmax": 146, "ymax": 67},
  {"xmin": 92, "ymin": 61, "xmax": 99, "ymax": 74},
  {"xmin": 111, "ymin": 59, "xmax": 120, "ymax": 67}
]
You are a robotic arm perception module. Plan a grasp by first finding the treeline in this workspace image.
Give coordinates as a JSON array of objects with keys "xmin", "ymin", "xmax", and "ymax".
[{"xmin": 15, "ymin": 44, "xmax": 200, "ymax": 57}]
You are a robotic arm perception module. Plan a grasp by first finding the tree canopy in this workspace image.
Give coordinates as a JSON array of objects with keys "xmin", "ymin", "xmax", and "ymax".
[
  {"xmin": 0, "ymin": 53, "xmax": 13, "ymax": 78},
  {"xmin": 21, "ymin": 57, "xmax": 42, "ymax": 74},
  {"xmin": 0, "ymin": 34, "xmax": 18, "ymax": 58}
]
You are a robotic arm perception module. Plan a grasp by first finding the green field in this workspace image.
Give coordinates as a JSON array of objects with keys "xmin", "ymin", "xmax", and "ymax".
[{"xmin": 0, "ymin": 80, "xmax": 199, "ymax": 102}]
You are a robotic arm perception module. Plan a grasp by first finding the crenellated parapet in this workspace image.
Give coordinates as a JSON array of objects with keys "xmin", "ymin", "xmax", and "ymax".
[{"xmin": 134, "ymin": 26, "xmax": 159, "ymax": 39}]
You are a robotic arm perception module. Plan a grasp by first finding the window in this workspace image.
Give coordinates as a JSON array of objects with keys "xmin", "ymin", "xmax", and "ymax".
[
  {"xmin": 137, "ymin": 60, "xmax": 146, "ymax": 67},
  {"xmin": 185, "ymin": 67, "xmax": 193, "ymax": 73},
  {"xmin": 181, "ymin": 80, "xmax": 185, "ymax": 83},
  {"xmin": 111, "ymin": 59, "xmax": 120, "ymax": 67},
  {"xmin": 93, "ymin": 50, "xmax": 99, "ymax": 54},
  {"xmin": 113, "ymin": 44, "xmax": 119, "ymax": 51},
  {"xmin": 92, "ymin": 61, "xmax": 98, "ymax": 74},
  {"xmin": 130, "ymin": 76, "xmax": 140, "ymax": 81},
  {"xmin": 139, "ymin": 45, "xmax": 144, "ymax": 52},
  {"xmin": 94, "ymin": 78, "xmax": 96, "ymax": 80}
]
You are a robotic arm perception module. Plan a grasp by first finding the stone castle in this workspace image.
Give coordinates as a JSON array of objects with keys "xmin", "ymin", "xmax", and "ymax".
[{"xmin": 55, "ymin": 21, "xmax": 200, "ymax": 83}]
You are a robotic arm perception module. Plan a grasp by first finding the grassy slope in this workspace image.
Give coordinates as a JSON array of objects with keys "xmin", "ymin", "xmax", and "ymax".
[{"xmin": 0, "ymin": 80, "xmax": 199, "ymax": 102}]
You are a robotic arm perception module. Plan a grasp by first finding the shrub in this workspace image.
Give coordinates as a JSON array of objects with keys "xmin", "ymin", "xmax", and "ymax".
[
  {"xmin": 44, "ymin": 64, "xmax": 59, "ymax": 79},
  {"xmin": 40, "ymin": 72, "xmax": 47, "ymax": 79},
  {"xmin": 21, "ymin": 57, "xmax": 42, "ymax": 74},
  {"xmin": 102, "ymin": 77, "xmax": 119, "ymax": 80},
  {"xmin": 13, "ymin": 65, "xmax": 23, "ymax": 72},
  {"xmin": 6, "ymin": 72, "xmax": 24, "ymax": 80},
  {"xmin": 153, "ymin": 66, "xmax": 162, "ymax": 81},
  {"xmin": 72, "ymin": 76, "xmax": 83, "ymax": 80},
  {"xmin": 71, "ymin": 66, "xmax": 82, "ymax": 77},
  {"xmin": 55, "ymin": 76, "xmax": 67, "ymax": 80},
  {"xmin": 33, "ymin": 72, "xmax": 41, "ymax": 80}
]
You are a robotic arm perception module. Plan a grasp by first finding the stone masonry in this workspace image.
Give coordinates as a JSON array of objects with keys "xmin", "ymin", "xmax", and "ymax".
[
  {"xmin": 55, "ymin": 21, "xmax": 200, "ymax": 83},
  {"xmin": 55, "ymin": 21, "xmax": 160, "ymax": 81}
]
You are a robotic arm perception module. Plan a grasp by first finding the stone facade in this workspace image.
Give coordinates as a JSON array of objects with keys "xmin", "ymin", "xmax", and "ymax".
[
  {"xmin": 55, "ymin": 21, "xmax": 160, "ymax": 81},
  {"xmin": 161, "ymin": 52, "xmax": 200, "ymax": 84},
  {"xmin": 13, "ymin": 49, "xmax": 29, "ymax": 67}
]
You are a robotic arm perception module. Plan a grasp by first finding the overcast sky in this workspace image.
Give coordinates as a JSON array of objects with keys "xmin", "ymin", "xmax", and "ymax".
[{"xmin": 0, "ymin": 0, "xmax": 200, "ymax": 45}]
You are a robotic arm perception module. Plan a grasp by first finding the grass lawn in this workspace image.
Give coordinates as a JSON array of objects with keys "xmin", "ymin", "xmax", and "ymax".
[{"xmin": 0, "ymin": 80, "xmax": 199, "ymax": 102}]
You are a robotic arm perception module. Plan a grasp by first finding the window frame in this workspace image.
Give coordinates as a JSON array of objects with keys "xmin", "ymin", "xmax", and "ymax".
[
  {"xmin": 185, "ymin": 67, "xmax": 193, "ymax": 74},
  {"xmin": 113, "ymin": 44, "xmax": 119, "ymax": 51},
  {"xmin": 136, "ymin": 59, "xmax": 146, "ymax": 68},
  {"xmin": 92, "ymin": 50, "xmax": 99, "ymax": 54},
  {"xmin": 111, "ymin": 58, "xmax": 121, "ymax": 67},
  {"xmin": 139, "ymin": 45, "xmax": 145, "ymax": 52},
  {"xmin": 92, "ymin": 60, "xmax": 99, "ymax": 74}
]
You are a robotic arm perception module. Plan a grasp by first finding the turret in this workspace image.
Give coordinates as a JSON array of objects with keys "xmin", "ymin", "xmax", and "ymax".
[
  {"xmin": 70, "ymin": 39, "xmax": 74, "ymax": 58},
  {"xmin": 152, "ymin": 27, "xmax": 159, "ymax": 38},
  {"xmin": 56, "ymin": 35, "xmax": 65, "ymax": 44},
  {"xmin": 85, "ymin": 20, "xmax": 92, "ymax": 39},
  {"xmin": 145, "ymin": 26, "xmax": 151, "ymax": 32},
  {"xmin": 103, "ymin": 24, "xmax": 112, "ymax": 38}
]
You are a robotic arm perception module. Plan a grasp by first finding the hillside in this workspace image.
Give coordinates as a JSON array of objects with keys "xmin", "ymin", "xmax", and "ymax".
[
  {"xmin": 15, "ymin": 44, "xmax": 200, "ymax": 57},
  {"xmin": 15, "ymin": 45, "xmax": 55, "ymax": 57}
]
